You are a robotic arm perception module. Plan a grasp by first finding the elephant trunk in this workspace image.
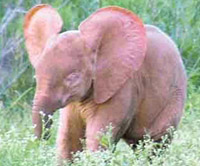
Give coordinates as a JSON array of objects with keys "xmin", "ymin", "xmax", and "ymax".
[{"xmin": 32, "ymin": 95, "xmax": 54, "ymax": 139}]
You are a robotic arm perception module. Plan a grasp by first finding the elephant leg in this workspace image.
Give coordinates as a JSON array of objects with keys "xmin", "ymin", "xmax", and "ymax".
[
  {"xmin": 85, "ymin": 102, "xmax": 135, "ymax": 151},
  {"xmin": 85, "ymin": 79, "xmax": 135, "ymax": 151},
  {"xmin": 86, "ymin": 110, "xmax": 116, "ymax": 150},
  {"xmin": 56, "ymin": 103, "xmax": 85, "ymax": 160},
  {"xmin": 149, "ymin": 92, "xmax": 185, "ymax": 141}
]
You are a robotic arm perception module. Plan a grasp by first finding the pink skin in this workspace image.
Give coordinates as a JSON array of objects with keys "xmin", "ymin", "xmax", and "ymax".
[{"xmin": 24, "ymin": 5, "xmax": 187, "ymax": 163}]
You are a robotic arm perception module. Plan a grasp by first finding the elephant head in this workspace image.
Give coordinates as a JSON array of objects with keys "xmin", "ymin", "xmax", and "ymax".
[{"xmin": 24, "ymin": 4, "xmax": 147, "ymax": 139}]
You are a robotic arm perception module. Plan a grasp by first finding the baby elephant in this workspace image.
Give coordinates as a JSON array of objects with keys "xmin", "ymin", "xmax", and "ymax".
[{"xmin": 24, "ymin": 4, "xmax": 187, "ymax": 161}]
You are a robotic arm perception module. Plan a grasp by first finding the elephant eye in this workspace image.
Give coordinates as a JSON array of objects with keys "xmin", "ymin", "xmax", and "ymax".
[{"xmin": 64, "ymin": 72, "xmax": 81, "ymax": 87}]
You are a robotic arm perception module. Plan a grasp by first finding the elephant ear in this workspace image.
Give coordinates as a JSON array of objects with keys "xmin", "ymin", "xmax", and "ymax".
[
  {"xmin": 24, "ymin": 4, "xmax": 63, "ymax": 67},
  {"xmin": 79, "ymin": 7, "xmax": 147, "ymax": 104}
]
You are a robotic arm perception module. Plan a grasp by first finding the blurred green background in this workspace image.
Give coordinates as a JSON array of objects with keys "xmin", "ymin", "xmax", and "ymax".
[{"xmin": 0, "ymin": 0, "xmax": 200, "ymax": 165}]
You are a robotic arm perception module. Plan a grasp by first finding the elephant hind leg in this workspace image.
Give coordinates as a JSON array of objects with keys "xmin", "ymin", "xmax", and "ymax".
[
  {"xmin": 56, "ymin": 103, "xmax": 85, "ymax": 160},
  {"xmin": 148, "ymin": 90, "xmax": 185, "ymax": 141}
]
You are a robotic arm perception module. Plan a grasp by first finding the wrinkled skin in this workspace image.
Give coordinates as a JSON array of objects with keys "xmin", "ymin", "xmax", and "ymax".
[{"xmin": 24, "ymin": 5, "xmax": 187, "ymax": 162}]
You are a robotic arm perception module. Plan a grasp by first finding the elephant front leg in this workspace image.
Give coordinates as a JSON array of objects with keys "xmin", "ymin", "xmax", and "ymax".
[
  {"xmin": 86, "ymin": 120, "xmax": 122, "ymax": 151},
  {"xmin": 85, "ymin": 102, "xmax": 134, "ymax": 151},
  {"xmin": 85, "ymin": 79, "xmax": 135, "ymax": 151},
  {"xmin": 56, "ymin": 104, "xmax": 85, "ymax": 162}
]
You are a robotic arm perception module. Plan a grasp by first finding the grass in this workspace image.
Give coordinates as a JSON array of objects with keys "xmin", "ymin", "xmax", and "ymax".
[
  {"xmin": 0, "ymin": 85, "xmax": 200, "ymax": 166},
  {"xmin": 0, "ymin": 0, "xmax": 200, "ymax": 165}
]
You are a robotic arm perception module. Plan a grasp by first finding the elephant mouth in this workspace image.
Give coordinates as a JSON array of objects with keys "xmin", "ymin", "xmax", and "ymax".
[
  {"xmin": 60, "ymin": 94, "xmax": 83, "ymax": 108},
  {"xmin": 80, "ymin": 83, "xmax": 93, "ymax": 102}
]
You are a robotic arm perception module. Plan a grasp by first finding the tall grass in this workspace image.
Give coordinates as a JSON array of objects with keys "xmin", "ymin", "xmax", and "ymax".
[{"xmin": 0, "ymin": 0, "xmax": 199, "ymax": 165}]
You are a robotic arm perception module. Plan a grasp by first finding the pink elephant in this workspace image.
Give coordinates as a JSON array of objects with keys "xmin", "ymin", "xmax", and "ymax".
[{"xmin": 24, "ymin": 4, "xmax": 187, "ymax": 161}]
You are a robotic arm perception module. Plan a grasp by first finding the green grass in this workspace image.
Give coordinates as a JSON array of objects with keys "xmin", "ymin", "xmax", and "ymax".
[
  {"xmin": 0, "ymin": 0, "xmax": 200, "ymax": 165},
  {"xmin": 0, "ymin": 85, "xmax": 200, "ymax": 166}
]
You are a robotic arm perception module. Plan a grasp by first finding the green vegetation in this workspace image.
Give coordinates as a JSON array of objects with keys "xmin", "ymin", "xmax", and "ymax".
[{"xmin": 0, "ymin": 0, "xmax": 199, "ymax": 165}]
